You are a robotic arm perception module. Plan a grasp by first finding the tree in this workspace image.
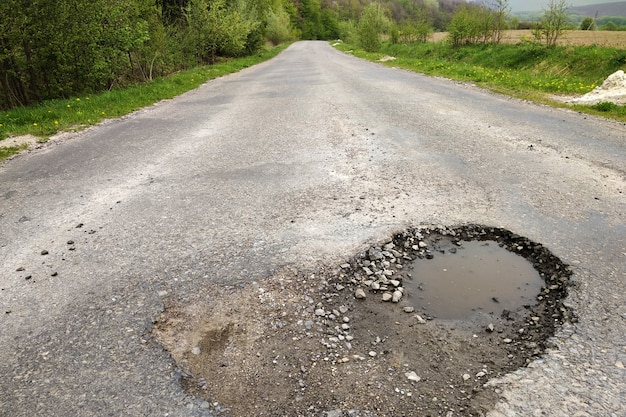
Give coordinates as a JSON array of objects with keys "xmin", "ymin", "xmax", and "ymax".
[
  {"xmin": 489, "ymin": 0, "xmax": 510, "ymax": 43},
  {"xmin": 448, "ymin": 3, "xmax": 499, "ymax": 46},
  {"xmin": 0, "ymin": 0, "xmax": 162, "ymax": 108},
  {"xmin": 398, "ymin": 18, "xmax": 433, "ymax": 44},
  {"xmin": 321, "ymin": 8, "xmax": 341, "ymax": 40},
  {"xmin": 580, "ymin": 17, "xmax": 595, "ymax": 31},
  {"xmin": 300, "ymin": 0, "xmax": 323, "ymax": 39},
  {"xmin": 358, "ymin": 2, "xmax": 391, "ymax": 52},
  {"xmin": 183, "ymin": 0, "xmax": 258, "ymax": 64},
  {"xmin": 156, "ymin": 0, "xmax": 189, "ymax": 25},
  {"xmin": 266, "ymin": 3, "xmax": 295, "ymax": 45},
  {"xmin": 533, "ymin": 0, "xmax": 570, "ymax": 47}
]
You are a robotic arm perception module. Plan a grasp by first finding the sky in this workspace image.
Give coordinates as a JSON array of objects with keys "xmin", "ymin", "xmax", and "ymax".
[{"xmin": 506, "ymin": 0, "xmax": 626, "ymax": 12}]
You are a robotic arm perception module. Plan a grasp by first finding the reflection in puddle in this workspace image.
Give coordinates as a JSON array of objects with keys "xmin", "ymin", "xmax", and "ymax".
[{"xmin": 405, "ymin": 240, "xmax": 543, "ymax": 319}]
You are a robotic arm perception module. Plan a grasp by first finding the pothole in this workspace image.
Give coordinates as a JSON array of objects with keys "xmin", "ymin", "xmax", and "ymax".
[
  {"xmin": 405, "ymin": 239, "xmax": 544, "ymax": 320},
  {"xmin": 153, "ymin": 225, "xmax": 574, "ymax": 417}
]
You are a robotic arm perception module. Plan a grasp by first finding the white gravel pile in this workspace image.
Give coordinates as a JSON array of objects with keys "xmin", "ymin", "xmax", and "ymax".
[{"xmin": 570, "ymin": 70, "xmax": 626, "ymax": 105}]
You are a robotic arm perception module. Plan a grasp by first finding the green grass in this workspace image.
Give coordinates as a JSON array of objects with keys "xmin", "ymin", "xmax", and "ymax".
[
  {"xmin": 0, "ymin": 144, "xmax": 28, "ymax": 160},
  {"xmin": 335, "ymin": 41, "xmax": 626, "ymax": 122},
  {"xmin": 0, "ymin": 44, "xmax": 289, "ymax": 146}
]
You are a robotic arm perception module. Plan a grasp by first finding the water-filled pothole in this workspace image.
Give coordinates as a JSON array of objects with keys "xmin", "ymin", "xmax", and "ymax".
[
  {"xmin": 153, "ymin": 225, "xmax": 575, "ymax": 417},
  {"xmin": 406, "ymin": 240, "xmax": 544, "ymax": 319}
]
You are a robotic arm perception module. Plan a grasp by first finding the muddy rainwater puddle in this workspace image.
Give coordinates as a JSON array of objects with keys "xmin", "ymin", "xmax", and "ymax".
[{"xmin": 406, "ymin": 240, "xmax": 543, "ymax": 319}]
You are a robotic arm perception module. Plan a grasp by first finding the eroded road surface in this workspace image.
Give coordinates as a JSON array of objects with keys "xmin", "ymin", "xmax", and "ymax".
[{"xmin": 1, "ymin": 41, "xmax": 625, "ymax": 417}]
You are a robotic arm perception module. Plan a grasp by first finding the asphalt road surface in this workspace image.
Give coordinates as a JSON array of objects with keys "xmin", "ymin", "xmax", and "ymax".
[{"xmin": 1, "ymin": 41, "xmax": 625, "ymax": 416}]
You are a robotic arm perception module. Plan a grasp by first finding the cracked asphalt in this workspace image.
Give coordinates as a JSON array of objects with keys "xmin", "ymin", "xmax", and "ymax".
[{"xmin": 1, "ymin": 41, "xmax": 625, "ymax": 416}]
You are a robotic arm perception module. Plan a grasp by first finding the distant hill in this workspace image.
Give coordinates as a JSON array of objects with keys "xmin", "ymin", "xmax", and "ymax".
[
  {"xmin": 570, "ymin": 1, "xmax": 626, "ymax": 17},
  {"xmin": 508, "ymin": 0, "xmax": 625, "ymax": 12}
]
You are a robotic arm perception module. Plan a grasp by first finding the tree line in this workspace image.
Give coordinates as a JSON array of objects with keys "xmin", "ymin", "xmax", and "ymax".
[{"xmin": 1, "ymin": 0, "xmax": 573, "ymax": 110}]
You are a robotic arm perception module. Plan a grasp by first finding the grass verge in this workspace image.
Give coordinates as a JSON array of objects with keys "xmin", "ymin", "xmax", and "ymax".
[
  {"xmin": 0, "ymin": 44, "xmax": 289, "ymax": 159},
  {"xmin": 334, "ymin": 41, "xmax": 626, "ymax": 122},
  {"xmin": 0, "ymin": 144, "xmax": 28, "ymax": 160}
]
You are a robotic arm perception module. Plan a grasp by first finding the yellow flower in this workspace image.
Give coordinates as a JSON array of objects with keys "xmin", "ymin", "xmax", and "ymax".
[
  {"xmin": 101, "ymin": 111, "xmax": 106, "ymax": 115},
  {"xmin": 76, "ymin": 98, "xmax": 80, "ymax": 101},
  {"xmin": 67, "ymin": 104, "xmax": 71, "ymax": 108},
  {"xmin": 0, "ymin": 123, "xmax": 3, "ymax": 127},
  {"xmin": 54, "ymin": 121, "xmax": 59, "ymax": 125},
  {"xmin": 33, "ymin": 123, "xmax": 38, "ymax": 126}
]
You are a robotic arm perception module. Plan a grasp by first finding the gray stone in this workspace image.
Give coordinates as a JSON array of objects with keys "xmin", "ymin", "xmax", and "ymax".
[
  {"xmin": 355, "ymin": 288, "xmax": 366, "ymax": 299},
  {"xmin": 405, "ymin": 371, "xmax": 421, "ymax": 382},
  {"xmin": 368, "ymin": 248, "xmax": 384, "ymax": 260},
  {"xmin": 414, "ymin": 315, "xmax": 427, "ymax": 324}
]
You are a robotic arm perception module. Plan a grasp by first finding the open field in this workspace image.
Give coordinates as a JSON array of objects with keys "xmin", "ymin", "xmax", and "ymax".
[{"xmin": 431, "ymin": 30, "xmax": 626, "ymax": 47}]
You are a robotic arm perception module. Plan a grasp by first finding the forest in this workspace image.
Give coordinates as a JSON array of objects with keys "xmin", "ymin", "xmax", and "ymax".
[{"xmin": 0, "ymin": 0, "xmax": 473, "ymax": 109}]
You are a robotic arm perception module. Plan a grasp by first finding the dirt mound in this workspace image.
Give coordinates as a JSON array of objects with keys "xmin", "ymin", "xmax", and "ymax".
[
  {"xmin": 153, "ymin": 225, "xmax": 574, "ymax": 417},
  {"xmin": 570, "ymin": 70, "xmax": 626, "ymax": 105}
]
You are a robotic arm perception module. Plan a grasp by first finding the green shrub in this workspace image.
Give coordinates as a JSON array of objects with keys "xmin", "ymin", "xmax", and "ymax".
[
  {"xmin": 265, "ymin": 6, "xmax": 294, "ymax": 45},
  {"xmin": 358, "ymin": 3, "xmax": 391, "ymax": 52},
  {"xmin": 580, "ymin": 17, "xmax": 595, "ymax": 31},
  {"xmin": 338, "ymin": 20, "xmax": 359, "ymax": 45},
  {"xmin": 592, "ymin": 102, "xmax": 618, "ymax": 112},
  {"xmin": 447, "ymin": 2, "xmax": 507, "ymax": 47}
]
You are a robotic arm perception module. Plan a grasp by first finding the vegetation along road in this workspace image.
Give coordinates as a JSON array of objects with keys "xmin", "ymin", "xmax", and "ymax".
[{"xmin": 1, "ymin": 42, "xmax": 625, "ymax": 416}]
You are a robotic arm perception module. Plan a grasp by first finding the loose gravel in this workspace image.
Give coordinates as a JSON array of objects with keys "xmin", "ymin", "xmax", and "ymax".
[{"xmin": 154, "ymin": 224, "xmax": 573, "ymax": 417}]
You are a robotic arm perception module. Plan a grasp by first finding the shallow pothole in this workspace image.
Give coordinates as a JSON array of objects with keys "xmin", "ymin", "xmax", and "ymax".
[
  {"xmin": 153, "ymin": 225, "xmax": 574, "ymax": 417},
  {"xmin": 406, "ymin": 239, "xmax": 545, "ymax": 320}
]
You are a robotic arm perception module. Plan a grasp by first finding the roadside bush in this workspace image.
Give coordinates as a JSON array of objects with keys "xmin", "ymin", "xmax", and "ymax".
[
  {"xmin": 447, "ymin": 3, "xmax": 506, "ymax": 46},
  {"xmin": 592, "ymin": 102, "xmax": 618, "ymax": 112},
  {"xmin": 399, "ymin": 20, "xmax": 433, "ymax": 44},
  {"xmin": 183, "ymin": 0, "xmax": 259, "ymax": 63},
  {"xmin": 390, "ymin": 24, "xmax": 400, "ymax": 44},
  {"xmin": 358, "ymin": 3, "xmax": 391, "ymax": 52},
  {"xmin": 266, "ymin": 5, "xmax": 294, "ymax": 45},
  {"xmin": 338, "ymin": 20, "xmax": 359, "ymax": 45}
]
